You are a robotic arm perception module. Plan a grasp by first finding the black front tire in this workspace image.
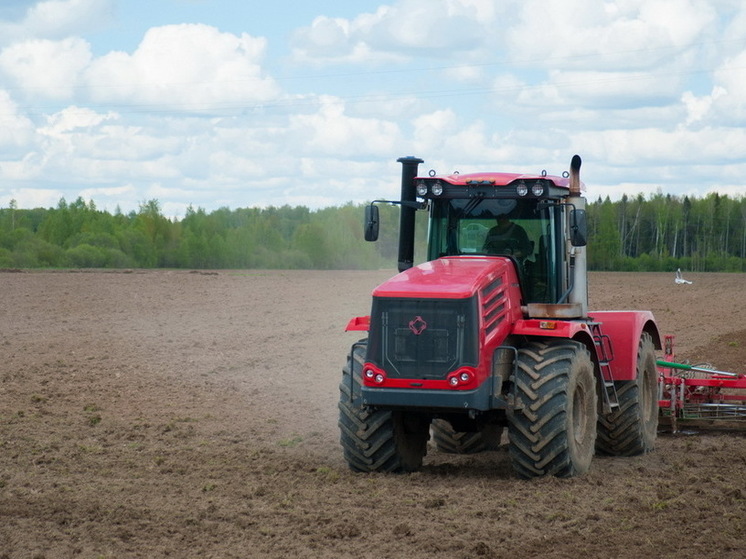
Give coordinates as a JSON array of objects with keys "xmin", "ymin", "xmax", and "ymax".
[
  {"xmin": 338, "ymin": 341, "xmax": 429, "ymax": 472},
  {"xmin": 508, "ymin": 340, "xmax": 597, "ymax": 478}
]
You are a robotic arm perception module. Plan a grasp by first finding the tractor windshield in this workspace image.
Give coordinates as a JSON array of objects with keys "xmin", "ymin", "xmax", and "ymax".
[{"xmin": 427, "ymin": 198, "xmax": 564, "ymax": 304}]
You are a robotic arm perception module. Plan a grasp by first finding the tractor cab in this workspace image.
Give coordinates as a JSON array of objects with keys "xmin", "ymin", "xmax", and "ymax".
[
  {"xmin": 421, "ymin": 176, "xmax": 571, "ymax": 305},
  {"xmin": 367, "ymin": 163, "xmax": 588, "ymax": 309}
]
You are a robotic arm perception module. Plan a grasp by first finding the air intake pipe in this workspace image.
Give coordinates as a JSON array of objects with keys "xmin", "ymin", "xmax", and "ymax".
[
  {"xmin": 396, "ymin": 156, "xmax": 424, "ymax": 272},
  {"xmin": 566, "ymin": 155, "xmax": 588, "ymax": 317}
]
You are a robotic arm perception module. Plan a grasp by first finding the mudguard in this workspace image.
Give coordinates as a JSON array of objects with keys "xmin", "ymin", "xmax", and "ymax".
[
  {"xmin": 588, "ymin": 311, "xmax": 661, "ymax": 381},
  {"xmin": 512, "ymin": 311, "xmax": 661, "ymax": 382},
  {"xmin": 345, "ymin": 316, "xmax": 370, "ymax": 331}
]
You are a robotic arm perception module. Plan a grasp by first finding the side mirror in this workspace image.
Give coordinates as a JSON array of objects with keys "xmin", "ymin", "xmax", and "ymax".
[
  {"xmin": 364, "ymin": 204, "xmax": 379, "ymax": 242},
  {"xmin": 570, "ymin": 209, "xmax": 587, "ymax": 247}
]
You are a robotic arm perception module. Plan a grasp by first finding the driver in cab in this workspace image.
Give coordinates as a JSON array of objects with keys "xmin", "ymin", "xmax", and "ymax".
[{"xmin": 482, "ymin": 213, "xmax": 531, "ymax": 260}]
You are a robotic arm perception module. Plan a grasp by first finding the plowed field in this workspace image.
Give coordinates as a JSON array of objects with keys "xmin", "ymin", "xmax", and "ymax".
[{"xmin": 1, "ymin": 270, "xmax": 744, "ymax": 558}]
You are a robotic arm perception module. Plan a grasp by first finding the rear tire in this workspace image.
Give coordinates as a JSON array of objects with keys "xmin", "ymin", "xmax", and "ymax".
[
  {"xmin": 431, "ymin": 419, "xmax": 503, "ymax": 454},
  {"xmin": 338, "ymin": 341, "xmax": 429, "ymax": 472},
  {"xmin": 508, "ymin": 340, "xmax": 597, "ymax": 478},
  {"xmin": 596, "ymin": 332, "xmax": 658, "ymax": 456}
]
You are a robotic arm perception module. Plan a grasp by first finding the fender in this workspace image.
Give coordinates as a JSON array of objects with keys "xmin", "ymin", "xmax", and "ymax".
[
  {"xmin": 511, "ymin": 319, "xmax": 598, "ymax": 368},
  {"xmin": 512, "ymin": 318, "xmax": 594, "ymax": 341},
  {"xmin": 513, "ymin": 312, "xmax": 661, "ymax": 382},
  {"xmin": 345, "ymin": 316, "xmax": 370, "ymax": 331},
  {"xmin": 589, "ymin": 311, "xmax": 661, "ymax": 381}
]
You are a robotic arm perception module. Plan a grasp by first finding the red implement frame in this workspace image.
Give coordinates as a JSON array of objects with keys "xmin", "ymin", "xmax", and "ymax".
[{"xmin": 658, "ymin": 335, "xmax": 746, "ymax": 432}]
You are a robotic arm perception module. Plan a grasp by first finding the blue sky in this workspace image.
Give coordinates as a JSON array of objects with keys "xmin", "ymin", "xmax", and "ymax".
[{"xmin": 0, "ymin": 0, "xmax": 744, "ymax": 217}]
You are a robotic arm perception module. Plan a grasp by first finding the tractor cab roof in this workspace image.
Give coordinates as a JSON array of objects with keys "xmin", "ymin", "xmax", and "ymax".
[
  {"xmin": 419, "ymin": 171, "xmax": 574, "ymax": 189},
  {"xmin": 413, "ymin": 171, "xmax": 583, "ymax": 201}
]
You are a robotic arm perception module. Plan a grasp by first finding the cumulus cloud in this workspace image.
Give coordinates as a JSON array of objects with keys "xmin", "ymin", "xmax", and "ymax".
[
  {"xmin": 573, "ymin": 126, "xmax": 746, "ymax": 171},
  {"xmin": 0, "ymin": 187, "xmax": 63, "ymax": 209},
  {"xmin": 512, "ymin": 69, "xmax": 684, "ymax": 110},
  {"xmin": 711, "ymin": 49, "xmax": 746, "ymax": 123},
  {"xmin": 291, "ymin": 0, "xmax": 506, "ymax": 64},
  {"xmin": 0, "ymin": 22, "xmax": 285, "ymax": 113},
  {"xmin": 288, "ymin": 97, "xmax": 402, "ymax": 156},
  {"xmin": 84, "ymin": 24, "xmax": 281, "ymax": 113},
  {"xmin": 682, "ymin": 86, "xmax": 727, "ymax": 125},
  {"xmin": 24, "ymin": 0, "xmax": 114, "ymax": 39},
  {"xmin": 0, "ymin": 90, "xmax": 35, "ymax": 150},
  {"xmin": 0, "ymin": 36, "xmax": 92, "ymax": 100},
  {"xmin": 0, "ymin": 0, "xmax": 113, "ymax": 45},
  {"xmin": 39, "ymin": 105, "xmax": 118, "ymax": 135},
  {"xmin": 506, "ymin": 0, "xmax": 716, "ymax": 70}
]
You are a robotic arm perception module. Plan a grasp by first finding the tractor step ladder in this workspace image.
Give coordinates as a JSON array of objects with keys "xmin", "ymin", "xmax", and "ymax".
[{"xmin": 590, "ymin": 322, "xmax": 620, "ymax": 414}]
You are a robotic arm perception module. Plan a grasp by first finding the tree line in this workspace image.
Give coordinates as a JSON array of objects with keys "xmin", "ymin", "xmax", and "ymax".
[
  {"xmin": 0, "ymin": 198, "xmax": 403, "ymax": 270},
  {"xmin": 0, "ymin": 193, "xmax": 744, "ymax": 271},
  {"xmin": 587, "ymin": 192, "xmax": 746, "ymax": 272}
]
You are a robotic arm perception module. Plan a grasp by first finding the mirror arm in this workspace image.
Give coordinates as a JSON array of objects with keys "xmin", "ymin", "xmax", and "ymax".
[{"xmin": 371, "ymin": 199, "xmax": 427, "ymax": 210}]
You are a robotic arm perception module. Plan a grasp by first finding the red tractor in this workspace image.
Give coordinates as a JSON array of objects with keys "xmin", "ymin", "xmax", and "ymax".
[{"xmin": 340, "ymin": 155, "xmax": 661, "ymax": 478}]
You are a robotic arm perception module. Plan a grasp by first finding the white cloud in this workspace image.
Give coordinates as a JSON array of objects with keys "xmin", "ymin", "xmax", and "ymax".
[
  {"xmin": 39, "ymin": 105, "xmax": 117, "ymax": 134},
  {"xmin": 412, "ymin": 108, "xmax": 458, "ymax": 146},
  {"xmin": 24, "ymin": 0, "xmax": 114, "ymax": 39},
  {"xmin": 711, "ymin": 49, "xmax": 746, "ymax": 123},
  {"xmin": 362, "ymin": 1, "xmax": 475, "ymax": 55},
  {"xmin": 84, "ymin": 24, "xmax": 281, "ymax": 112},
  {"xmin": 291, "ymin": 0, "xmax": 506, "ymax": 64},
  {"xmin": 506, "ymin": 0, "xmax": 716, "ymax": 71},
  {"xmin": 291, "ymin": 10, "xmax": 405, "ymax": 65},
  {"xmin": 0, "ymin": 0, "xmax": 113, "ymax": 46},
  {"xmin": 0, "ymin": 90, "xmax": 35, "ymax": 150},
  {"xmin": 77, "ymin": 184, "xmax": 136, "ymax": 206},
  {"xmin": 0, "ymin": 36, "xmax": 92, "ymax": 100},
  {"xmin": 681, "ymin": 86, "xmax": 727, "ymax": 125},
  {"xmin": 514, "ymin": 69, "xmax": 684, "ymax": 110},
  {"xmin": 722, "ymin": 4, "xmax": 746, "ymax": 49},
  {"xmin": 288, "ymin": 97, "xmax": 402, "ymax": 156},
  {"xmin": 0, "ymin": 187, "xmax": 62, "ymax": 209},
  {"xmin": 277, "ymin": 157, "xmax": 398, "ymax": 206},
  {"xmin": 582, "ymin": 127, "xmax": 745, "ymax": 163}
]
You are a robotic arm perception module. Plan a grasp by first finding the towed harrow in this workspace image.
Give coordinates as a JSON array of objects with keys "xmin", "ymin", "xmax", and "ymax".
[{"xmin": 657, "ymin": 335, "xmax": 746, "ymax": 432}]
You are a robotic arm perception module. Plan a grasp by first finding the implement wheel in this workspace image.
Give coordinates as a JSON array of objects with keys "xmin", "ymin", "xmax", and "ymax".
[
  {"xmin": 597, "ymin": 332, "xmax": 658, "ymax": 455},
  {"xmin": 338, "ymin": 341, "xmax": 429, "ymax": 472},
  {"xmin": 431, "ymin": 419, "xmax": 503, "ymax": 454},
  {"xmin": 508, "ymin": 340, "xmax": 597, "ymax": 478}
]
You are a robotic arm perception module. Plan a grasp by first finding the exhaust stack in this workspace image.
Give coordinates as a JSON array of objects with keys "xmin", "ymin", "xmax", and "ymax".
[
  {"xmin": 566, "ymin": 154, "xmax": 588, "ymax": 317},
  {"xmin": 396, "ymin": 156, "xmax": 424, "ymax": 272},
  {"xmin": 569, "ymin": 154, "xmax": 582, "ymax": 196}
]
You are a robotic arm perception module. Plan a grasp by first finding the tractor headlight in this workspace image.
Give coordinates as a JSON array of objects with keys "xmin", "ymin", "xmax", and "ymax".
[
  {"xmin": 516, "ymin": 181, "xmax": 528, "ymax": 196},
  {"xmin": 416, "ymin": 181, "xmax": 428, "ymax": 196},
  {"xmin": 431, "ymin": 181, "xmax": 443, "ymax": 196},
  {"xmin": 531, "ymin": 181, "xmax": 545, "ymax": 197}
]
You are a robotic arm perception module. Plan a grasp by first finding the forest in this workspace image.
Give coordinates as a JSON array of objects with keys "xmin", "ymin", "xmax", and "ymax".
[{"xmin": 0, "ymin": 192, "xmax": 744, "ymax": 272}]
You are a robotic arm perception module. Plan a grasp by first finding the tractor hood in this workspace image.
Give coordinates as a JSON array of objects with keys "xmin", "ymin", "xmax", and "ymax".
[
  {"xmin": 364, "ymin": 256, "xmax": 524, "ymax": 388},
  {"xmin": 372, "ymin": 256, "xmax": 520, "ymax": 300}
]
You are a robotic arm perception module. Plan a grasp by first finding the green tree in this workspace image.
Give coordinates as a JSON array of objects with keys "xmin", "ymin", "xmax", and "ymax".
[{"xmin": 589, "ymin": 196, "xmax": 621, "ymax": 270}]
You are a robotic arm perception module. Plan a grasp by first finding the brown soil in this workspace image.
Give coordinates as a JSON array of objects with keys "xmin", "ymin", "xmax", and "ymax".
[{"xmin": 1, "ymin": 269, "xmax": 744, "ymax": 558}]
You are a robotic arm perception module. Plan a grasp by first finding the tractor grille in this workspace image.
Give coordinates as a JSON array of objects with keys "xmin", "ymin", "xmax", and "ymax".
[{"xmin": 366, "ymin": 297, "xmax": 478, "ymax": 380}]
